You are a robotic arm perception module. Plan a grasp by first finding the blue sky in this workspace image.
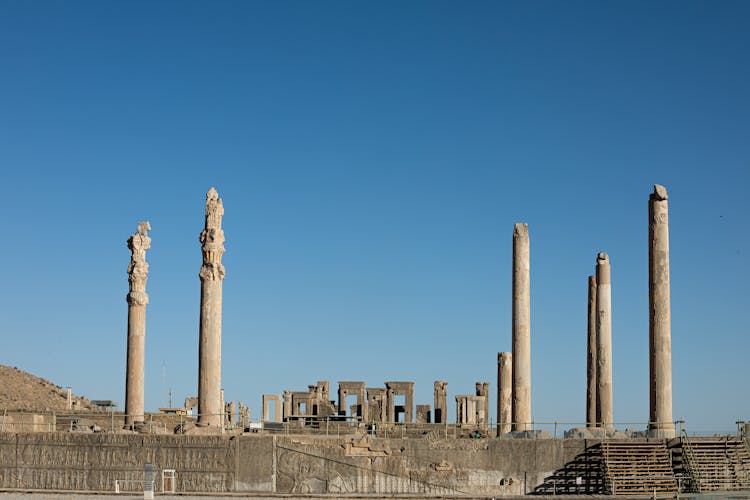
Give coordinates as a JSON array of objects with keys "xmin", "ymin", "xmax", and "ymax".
[{"xmin": 1, "ymin": 1, "xmax": 748, "ymax": 433}]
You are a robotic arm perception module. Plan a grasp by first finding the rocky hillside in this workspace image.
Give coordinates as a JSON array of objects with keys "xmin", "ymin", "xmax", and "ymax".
[{"xmin": 0, "ymin": 365, "xmax": 94, "ymax": 412}]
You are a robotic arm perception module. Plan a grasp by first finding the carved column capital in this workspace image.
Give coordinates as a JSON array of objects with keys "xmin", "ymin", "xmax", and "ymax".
[
  {"xmin": 127, "ymin": 222, "xmax": 151, "ymax": 304},
  {"xmin": 199, "ymin": 188, "xmax": 226, "ymax": 281}
]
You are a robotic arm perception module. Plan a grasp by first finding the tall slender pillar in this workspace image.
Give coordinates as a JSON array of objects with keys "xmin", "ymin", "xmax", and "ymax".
[
  {"xmin": 125, "ymin": 222, "xmax": 151, "ymax": 429},
  {"xmin": 649, "ymin": 184, "xmax": 674, "ymax": 437},
  {"xmin": 586, "ymin": 275, "xmax": 598, "ymax": 428},
  {"xmin": 596, "ymin": 252, "xmax": 613, "ymax": 429},
  {"xmin": 497, "ymin": 352, "xmax": 512, "ymax": 436},
  {"xmin": 197, "ymin": 188, "xmax": 226, "ymax": 427},
  {"xmin": 512, "ymin": 223, "xmax": 531, "ymax": 431}
]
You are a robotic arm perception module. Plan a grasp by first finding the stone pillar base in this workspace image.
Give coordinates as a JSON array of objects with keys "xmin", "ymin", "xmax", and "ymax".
[{"xmin": 647, "ymin": 426, "xmax": 676, "ymax": 439}]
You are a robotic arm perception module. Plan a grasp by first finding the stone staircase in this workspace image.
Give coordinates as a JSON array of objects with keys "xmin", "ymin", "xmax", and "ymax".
[
  {"xmin": 599, "ymin": 440, "xmax": 678, "ymax": 495},
  {"xmin": 679, "ymin": 436, "xmax": 750, "ymax": 492}
]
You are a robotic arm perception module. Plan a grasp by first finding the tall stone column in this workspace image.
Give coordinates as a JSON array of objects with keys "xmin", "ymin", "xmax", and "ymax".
[
  {"xmin": 512, "ymin": 223, "xmax": 531, "ymax": 431},
  {"xmin": 649, "ymin": 184, "xmax": 675, "ymax": 437},
  {"xmin": 197, "ymin": 188, "xmax": 226, "ymax": 427},
  {"xmin": 596, "ymin": 252, "xmax": 613, "ymax": 430},
  {"xmin": 497, "ymin": 352, "xmax": 512, "ymax": 436},
  {"xmin": 125, "ymin": 222, "xmax": 151, "ymax": 429},
  {"xmin": 586, "ymin": 275, "xmax": 598, "ymax": 428}
]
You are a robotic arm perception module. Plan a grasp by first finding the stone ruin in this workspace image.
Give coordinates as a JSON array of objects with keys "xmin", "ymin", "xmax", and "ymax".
[
  {"xmin": 266, "ymin": 380, "xmax": 490, "ymax": 429},
  {"xmin": 118, "ymin": 184, "xmax": 677, "ymax": 438}
]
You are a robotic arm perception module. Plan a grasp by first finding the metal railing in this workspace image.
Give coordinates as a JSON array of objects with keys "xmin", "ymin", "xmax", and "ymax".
[{"xmin": 0, "ymin": 411, "xmax": 742, "ymax": 441}]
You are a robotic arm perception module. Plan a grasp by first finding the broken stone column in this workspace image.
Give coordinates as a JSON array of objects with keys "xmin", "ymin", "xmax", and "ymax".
[
  {"xmin": 125, "ymin": 222, "xmax": 151, "ymax": 429},
  {"xmin": 225, "ymin": 401, "xmax": 235, "ymax": 427},
  {"xmin": 433, "ymin": 381, "xmax": 448, "ymax": 424},
  {"xmin": 282, "ymin": 390, "xmax": 292, "ymax": 421},
  {"xmin": 596, "ymin": 252, "xmax": 613, "ymax": 429},
  {"xmin": 497, "ymin": 352, "xmax": 512, "ymax": 436},
  {"xmin": 649, "ymin": 184, "xmax": 675, "ymax": 438},
  {"xmin": 475, "ymin": 382, "xmax": 490, "ymax": 427},
  {"xmin": 416, "ymin": 405, "xmax": 431, "ymax": 423},
  {"xmin": 197, "ymin": 188, "xmax": 226, "ymax": 427},
  {"xmin": 512, "ymin": 223, "xmax": 531, "ymax": 431},
  {"xmin": 587, "ymin": 275, "xmax": 598, "ymax": 428}
]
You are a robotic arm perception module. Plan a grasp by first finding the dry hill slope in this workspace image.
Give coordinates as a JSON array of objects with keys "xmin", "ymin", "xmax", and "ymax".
[{"xmin": 0, "ymin": 365, "xmax": 94, "ymax": 411}]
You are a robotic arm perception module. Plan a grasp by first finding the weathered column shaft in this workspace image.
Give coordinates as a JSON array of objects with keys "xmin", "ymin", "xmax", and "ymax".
[
  {"xmin": 649, "ymin": 184, "xmax": 674, "ymax": 437},
  {"xmin": 497, "ymin": 352, "xmax": 512, "ymax": 436},
  {"xmin": 512, "ymin": 223, "xmax": 531, "ymax": 431},
  {"xmin": 596, "ymin": 252, "xmax": 613, "ymax": 429},
  {"xmin": 338, "ymin": 387, "xmax": 347, "ymax": 415},
  {"xmin": 586, "ymin": 275, "xmax": 598, "ymax": 428},
  {"xmin": 283, "ymin": 391, "xmax": 292, "ymax": 421},
  {"xmin": 125, "ymin": 222, "xmax": 151, "ymax": 429},
  {"xmin": 197, "ymin": 188, "xmax": 226, "ymax": 427},
  {"xmin": 198, "ymin": 279, "xmax": 223, "ymax": 425},
  {"xmin": 125, "ymin": 305, "xmax": 146, "ymax": 424}
]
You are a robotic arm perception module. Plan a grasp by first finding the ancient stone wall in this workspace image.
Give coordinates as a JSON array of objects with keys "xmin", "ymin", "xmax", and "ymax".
[{"xmin": 0, "ymin": 432, "xmax": 590, "ymax": 495}]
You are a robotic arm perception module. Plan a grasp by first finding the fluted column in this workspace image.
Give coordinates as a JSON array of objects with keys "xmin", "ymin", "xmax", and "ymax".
[
  {"xmin": 497, "ymin": 352, "xmax": 512, "ymax": 436},
  {"xmin": 649, "ymin": 184, "xmax": 675, "ymax": 437},
  {"xmin": 125, "ymin": 222, "xmax": 151, "ymax": 429},
  {"xmin": 198, "ymin": 188, "xmax": 226, "ymax": 427},
  {"xmin": 586, "ymin": 275, "xmax": 598, "ymax": 427},
  {"xmin": 512, "ymin": 223, "xmax": 531, "ymax": 431},
  {"xmin": 596, "ymin": 252, "xmax": 613, "ymax": 430}
]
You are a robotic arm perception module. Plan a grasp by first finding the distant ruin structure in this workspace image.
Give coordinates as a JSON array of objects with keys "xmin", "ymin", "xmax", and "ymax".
[
  {"xmin": 586, "ymin": 275, "xmax": 598, "ymax": 427},
  {"xmin": 648, "ymin": 184, "xmax": 675, "ymax": 438},
  {"xmin": 125, "ymin": 221, "xmax": 151, "ymax": 429},
  {"xmin": 198, "ymin": 188, "xmax": 226, "ymax": 427},
  {"xmin": 497, "ymin": 352, "xmax": 512, "ymax": 435},
  {"xmin": 456, "ymin": 382, "xmax": 489, "ymax": 427},
  {"xmin": 283, "ymin": 381, "xmax": 335, "ymax": 421},
  {"xmin": 512, "ymin": 223, "xmax": 531, "ymax": 431},
  {"xmin": 262, "ymin": 394, "xmax": 282, "ymax": 422},
  {"xmin": 596, "ymin": 252, "xmax": 613, "ymax": 429},
  {"xmin": 433, "ymin": 381, "xmax": 448, "ymax": 424},
  {"xmin": 416, "ymin": 404, "xmax": 431, "ymax": 423},
  {"xmin": 367, "ymin": 388, "xmax": 387, "ymax": 423},
  {"xmin": 385, "ymin": 381, "xmax": 415, "ymax": 423},
  {"xmin": 225, "ymin": 401, "xmax": 236, "ymax": 427},
  {"xmin": 476, "ymin": 382, "xmax": 490, "ymax": 426},
  {"xmin": 338, "ymin": 382, "xmax": 367, "ymax": 421}
]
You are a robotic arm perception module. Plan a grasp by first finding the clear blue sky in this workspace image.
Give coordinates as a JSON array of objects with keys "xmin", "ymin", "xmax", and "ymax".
[{"xmin": 1, "ymin": 1, "xmax": 748, "ymax": 433}]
